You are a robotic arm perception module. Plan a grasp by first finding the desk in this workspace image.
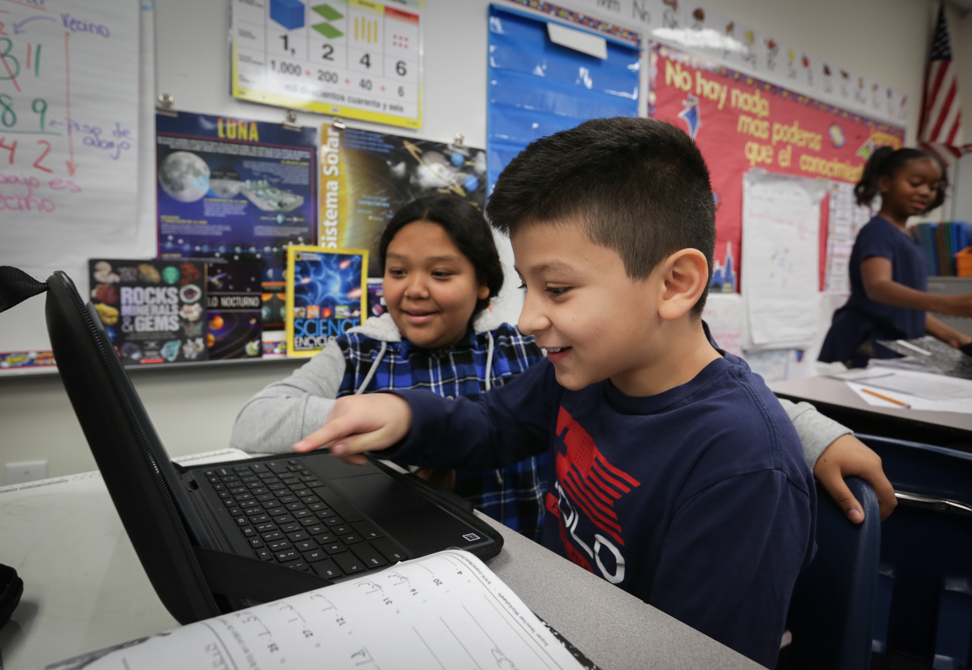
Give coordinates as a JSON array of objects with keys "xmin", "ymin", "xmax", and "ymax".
[
  {"xmin": 0, "ymin": 459, "xmax": 759, "ymax": 670},
  {"xmin": 770, "ymin": 376, "xmax": 972, "ymax": 451}
]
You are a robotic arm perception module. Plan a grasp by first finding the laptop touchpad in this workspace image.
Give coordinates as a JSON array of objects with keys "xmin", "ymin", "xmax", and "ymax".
[
  {"xmin": 329, "ymin": 474, "xmax": 486, "ymax": 556},
  {"xmin": 329, "ymin": 473, "xmax": 433, "ymax": 515}
]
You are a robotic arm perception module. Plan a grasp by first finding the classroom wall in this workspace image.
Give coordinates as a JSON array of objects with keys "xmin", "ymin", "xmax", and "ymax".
[{"xmin": 0, "ymin": 0, "xmax": 944, "ymax": 482}]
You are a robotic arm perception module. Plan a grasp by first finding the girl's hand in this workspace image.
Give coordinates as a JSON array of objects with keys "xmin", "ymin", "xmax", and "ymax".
[
  {"xmin": 813, "ymin": 434, "xmax": 897, "ymax": 522},
  {"xmin": 293, "ymin": 394, "xmax": 413, "ymax": 465},
  {"xmin": 945, "ymin": 333, "xmax": 972, "ymax": 349},
  {"xmin": 927, "ymin": 314, "xmax": 972, "ymax": 349},
  {"xmin": 941, "ymin": 294, "xmax": 972, "ymax": 318}
]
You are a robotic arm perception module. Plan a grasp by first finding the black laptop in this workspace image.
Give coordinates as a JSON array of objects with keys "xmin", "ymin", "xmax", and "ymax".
[{"xmin": 0, "ymin": 268, "xmax": 502, "ymax": 625}]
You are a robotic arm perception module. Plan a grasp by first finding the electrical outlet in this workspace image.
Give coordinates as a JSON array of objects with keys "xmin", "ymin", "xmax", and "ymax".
[{"xmin": 6, "ymin": 460, "xmax": 48, "ymax": 485}]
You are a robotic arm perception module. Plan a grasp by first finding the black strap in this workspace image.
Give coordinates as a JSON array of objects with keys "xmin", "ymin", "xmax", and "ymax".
[
  {"xmin": 193, "ymin": 547, "xmax": 333, "ymax": 603},
  {"xmin": 0, "ymin": 563, "xmax": 23, "ymax": 630},
  {"xmin": 0, "ymin": 267, "xmax": 47, "ymax": 313}
]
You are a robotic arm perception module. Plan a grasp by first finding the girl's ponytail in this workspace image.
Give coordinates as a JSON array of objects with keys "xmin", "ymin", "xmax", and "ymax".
[
  {"xmin": 854, "ymin": 146, "xmax": 895, "ymax": 207},
  {"xmin": 853, "ymin": 146, "xmax": 948, "ymax": 210}
]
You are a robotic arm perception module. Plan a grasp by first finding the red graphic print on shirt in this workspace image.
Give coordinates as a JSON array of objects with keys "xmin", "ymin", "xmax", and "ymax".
[
  {"xmin": 552, "ymin": 407, "xmax": 642, "ymax": 584},
  {"xmin": 555, "ymin": 406, "xmax": 641, "ymax": 545}
]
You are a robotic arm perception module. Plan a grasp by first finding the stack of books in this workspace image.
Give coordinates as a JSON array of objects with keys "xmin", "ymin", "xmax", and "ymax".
[{"xmin": 914, "ymin": 222, "xmax": 972, "ymax": 276}]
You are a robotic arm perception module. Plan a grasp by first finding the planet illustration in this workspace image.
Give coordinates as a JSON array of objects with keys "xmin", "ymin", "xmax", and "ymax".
[
  {"xmin": 828, "ymin": 124, "xmax": 846, "ymax": 148},
  {"xmin": 210, "ymin": 166, "xmax": 243, "ymax": 198},
  {"xmin": 162, "ymin": 266, "xmax": 180, "ymax": 285},
  {"xmin": 159, "ymin": 151, "xmax": 211, "ymax": 202},
  {"xmin": 209, "ymin": 315, "xmax": 224, "ymax": 330}
]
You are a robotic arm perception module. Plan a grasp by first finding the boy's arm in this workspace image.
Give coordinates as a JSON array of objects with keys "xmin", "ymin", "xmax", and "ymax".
[
  {"xmin": 230, "ymin": 344, "xmax": 345, "ymax": 454},
  {"xmin": 780, "ymin": 398, "xmax": 896, "ymax": 521},
  {"xmin": 296, "ymin": 359, "xmax": 562, "ymax": 468},
  {"xmin": 650, "ymin": 469, "xmax": 812, "ymax": 669}
]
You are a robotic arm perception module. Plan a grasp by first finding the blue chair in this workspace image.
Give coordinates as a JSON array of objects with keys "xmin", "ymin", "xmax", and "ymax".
[
  {"xmin": 859, "ymin": 435, "xmax": 972, "ymax": 670},
  {"xmin": 779, "ymin": 477, "xmax": 881, "ymax": 670}
]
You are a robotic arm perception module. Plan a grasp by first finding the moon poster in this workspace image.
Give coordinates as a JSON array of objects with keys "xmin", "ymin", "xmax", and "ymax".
[
  {"xmin": 320, "ymin": 124, "xmax": 486, "ymax": 276},
  {"xmin": 156, "ymin": 112, "xmax": 318, "ymax": 262}
]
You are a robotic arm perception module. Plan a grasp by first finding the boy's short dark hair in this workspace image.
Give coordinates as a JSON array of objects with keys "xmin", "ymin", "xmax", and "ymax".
[{"xmin": 486, "ymin": 117, "xmax": 716, "ymax": 314}]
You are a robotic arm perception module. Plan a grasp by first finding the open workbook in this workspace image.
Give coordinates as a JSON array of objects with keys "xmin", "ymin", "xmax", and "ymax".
[{"xmin": 39, "ymin": 550, "xmax": 596, "ymax": 670}]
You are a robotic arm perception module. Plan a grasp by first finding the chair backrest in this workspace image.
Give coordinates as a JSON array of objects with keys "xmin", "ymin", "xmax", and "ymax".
[
  {"xmin": 857, "ymin": 434, "xmax": 972, "ymax": 668},
  {"xmin": 782, "ymin": 477, "xmax": 880, "ymax": 670}
]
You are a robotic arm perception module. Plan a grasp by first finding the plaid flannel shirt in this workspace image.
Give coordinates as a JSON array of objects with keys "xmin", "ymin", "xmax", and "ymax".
[{"xmin": 335, "ymin": 323, "xmax": 549, "ymax": 541}]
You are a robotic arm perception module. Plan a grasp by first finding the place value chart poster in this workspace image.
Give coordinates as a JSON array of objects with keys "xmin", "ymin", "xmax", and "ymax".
[
  {"xmin": 231, "ymin": 0, "xmax": 423, "ymax": 129},
  {"xmin": 156, "ymin": 111, "xmax": 317, "ymax": 261}
]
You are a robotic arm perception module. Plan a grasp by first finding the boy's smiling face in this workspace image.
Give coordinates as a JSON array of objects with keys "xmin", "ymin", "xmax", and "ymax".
[{"xmin": 513, "ymin": 220, "xmax": 664, "ymax": 394}]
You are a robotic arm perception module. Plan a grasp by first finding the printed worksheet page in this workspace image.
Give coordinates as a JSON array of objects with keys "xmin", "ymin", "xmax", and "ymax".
[{"xmin": 40, "ymin": 550, "xmax": 587, "ymax": 670}]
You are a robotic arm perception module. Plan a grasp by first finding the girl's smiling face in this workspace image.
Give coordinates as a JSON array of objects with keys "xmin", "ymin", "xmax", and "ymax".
[
  {"xmin": 383, "ymin": 220, "xmax": 490, "ymax": 349},
  {"xmin": 880, "ymin": 156, "xmax": 942, "ymax": 219}
]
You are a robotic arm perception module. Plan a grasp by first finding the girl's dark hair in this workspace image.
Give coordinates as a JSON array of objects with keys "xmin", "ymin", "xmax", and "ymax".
[
  {"xmin": 854, "ymin": 146, "xmax": 948, "ymax": 210},
  {"xmin": 378, "ymin": 194, "xmax": 504, "ymax": 318}
]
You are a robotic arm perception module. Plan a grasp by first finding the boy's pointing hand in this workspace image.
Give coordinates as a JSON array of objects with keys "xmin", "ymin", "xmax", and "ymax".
[{"xmin": 293, "ymin": 394, "xmax": 413, "ymax": 465}]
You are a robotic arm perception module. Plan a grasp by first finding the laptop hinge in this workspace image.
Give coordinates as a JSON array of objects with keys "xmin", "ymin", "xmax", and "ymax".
[{"xmin": 193, "ymin": 547, "xmax": 333, "ymax": 604}]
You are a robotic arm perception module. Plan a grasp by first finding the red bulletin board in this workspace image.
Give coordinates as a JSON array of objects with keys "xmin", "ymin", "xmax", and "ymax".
[{"xmin": 649, "ymin": 44, "xmax": 904, "ymax": 292}]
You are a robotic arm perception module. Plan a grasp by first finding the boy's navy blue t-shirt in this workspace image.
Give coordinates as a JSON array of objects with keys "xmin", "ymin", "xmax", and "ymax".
[
  {"xmin": 387, "ymin": 349, "xmax": 816, "ymax": 668},
  {"xmin": 820, "ymin": 216, "xmax": 928, "ymax": 363}
]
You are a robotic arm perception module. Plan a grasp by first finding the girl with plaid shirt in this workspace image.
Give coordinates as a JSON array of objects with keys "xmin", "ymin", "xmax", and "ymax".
[{"xmin": 233, "ymin": 194, "xmax": 549, "ymax": 540}]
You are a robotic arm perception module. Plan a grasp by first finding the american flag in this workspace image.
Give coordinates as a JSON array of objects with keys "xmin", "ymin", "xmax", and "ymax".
[{"xmin": 918, "ymin": 3, "xmax": 963, "ymax": 164}]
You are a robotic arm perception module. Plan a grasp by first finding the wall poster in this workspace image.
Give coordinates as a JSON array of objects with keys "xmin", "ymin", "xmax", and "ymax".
[
  {"xmin": 649, "ymin": 43, "xmax": 904, "ymax": 292},
  {"xmin": 285, "ymin": 245, "xmax": 368, "ymax": 356},
  {"xmin": 231, "ymin": 0, "xmax": 423, "ymax": 129},
  {"xmin": 156, "ymin": 111, "xmax": 317, "ymax": 261},
  {"xmin": 320, "ymin": 125, "xmax": 486, "ymax": 276}
]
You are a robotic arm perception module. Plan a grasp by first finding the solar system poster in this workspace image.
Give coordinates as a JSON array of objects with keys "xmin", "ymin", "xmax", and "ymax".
[
  {"xmin": 156, "ymin": 112, "xmax": 318, "ymax": 261},
  {"xmin": 320, "ymin": 125, "xmax": 486, "ymax": 276},
  {"xmin": 285, "ymin": 246, "xmax": 368, "ymax": 357},
  {"xmin": 205, "ymin": 262, "xmax": 263, "ymax": 360},
  {"xmin": 88, "ymin": 259, "xmax": 208, "ymax": 366}
]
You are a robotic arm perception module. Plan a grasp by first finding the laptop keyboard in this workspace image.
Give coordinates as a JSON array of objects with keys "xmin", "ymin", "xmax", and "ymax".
[{"xmin": 202, "ymin": 459, "xmax": 410, "ymax": 580}]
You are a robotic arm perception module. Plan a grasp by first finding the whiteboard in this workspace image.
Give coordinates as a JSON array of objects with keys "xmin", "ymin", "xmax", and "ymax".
[
  {"xmin": 741, "ymin": 169, "xmax": 825, "ymax": 350},
  {"xmin": 0, "ymin": 0, "xmax": 151, "ymax": 353}
]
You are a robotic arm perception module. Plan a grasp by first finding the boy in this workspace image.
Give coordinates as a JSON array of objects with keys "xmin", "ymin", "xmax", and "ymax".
[{"xmin": 295, "ymin": 118, "xmax": 813, "ymax": 667}]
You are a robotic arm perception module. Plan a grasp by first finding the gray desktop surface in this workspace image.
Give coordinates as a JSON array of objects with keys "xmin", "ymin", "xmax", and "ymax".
[
  {"xmin": 0, "ymin": 463, "xmax": 759, "ymax": 670},
  {"xmin": 770, "ymin": 375, "xmax": 972, "ymax": 450}
]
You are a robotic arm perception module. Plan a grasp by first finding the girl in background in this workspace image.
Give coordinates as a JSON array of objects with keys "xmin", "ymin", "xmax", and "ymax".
[{"xmin": 820, "ymin": 146, "xmax": 972, "ymax": 368}]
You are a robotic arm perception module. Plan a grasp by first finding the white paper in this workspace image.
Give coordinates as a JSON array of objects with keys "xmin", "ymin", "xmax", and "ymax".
[
  {"xmin": 832, "ymin": 369, "xmax": 972, "ymax": 401},
  {"xmin": 38, "ymin": 550, "xmax": 588, "ymax": 670},
  {"xmin": 824, "ymin": 181, "xmax": 876, "ymax": 294},
  {"xmin": 742, "ymin": 170, "xmax": 824, "ymax": 348},
  {"xmin": 742, "ymin": 349, "xmax": 790, "ymax": 382},
  {"xmin": 845, "ymin": 380, "xmax": 972, "ymax": 415},
  {"xmin": 0, "ymin": 450, "xmax": 251, "ymax": 496},
  {"xmin": 0, "ymin": 0, "xmax": 146, "ymax": 353},
  {"xmin": 702, "ymin": 293, "xmax": 742, "ymax": 356}
]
